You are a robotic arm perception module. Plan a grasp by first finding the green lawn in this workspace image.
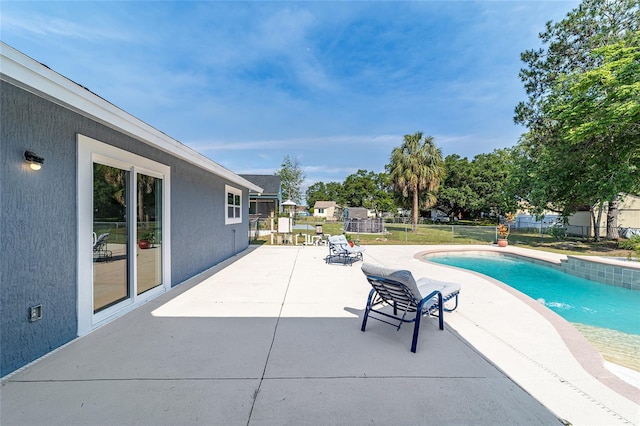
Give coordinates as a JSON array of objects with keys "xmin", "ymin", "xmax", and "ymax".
[{"xmin": 254, "ymin": 217, "xmax": 633, "ymax": 258}]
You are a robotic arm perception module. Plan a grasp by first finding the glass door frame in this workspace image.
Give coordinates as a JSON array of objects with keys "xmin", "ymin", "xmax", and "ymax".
[{"xmin": 77, "ymin": 134, "xmax": 171, "ymax": 335}]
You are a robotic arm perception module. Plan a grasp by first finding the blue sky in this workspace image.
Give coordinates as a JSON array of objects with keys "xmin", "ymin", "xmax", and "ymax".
[{"xmin": 1, "ymin": 1, "xmax": 578, "ymax": 188}]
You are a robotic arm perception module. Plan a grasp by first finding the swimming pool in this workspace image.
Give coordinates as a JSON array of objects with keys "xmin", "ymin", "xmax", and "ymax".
[{"xmin": 426, "ymin": 253, "xmax": 640, "ymax": 336}]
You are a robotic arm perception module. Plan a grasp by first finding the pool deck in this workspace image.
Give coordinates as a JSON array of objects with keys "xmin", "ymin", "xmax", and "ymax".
[
  {"xmin": 418, "ymin": 245, "xmax": 640, "ymax": 401},
  {"xmin": 2, "ymin": 244, "xmax": 639, "ymax": 425}
]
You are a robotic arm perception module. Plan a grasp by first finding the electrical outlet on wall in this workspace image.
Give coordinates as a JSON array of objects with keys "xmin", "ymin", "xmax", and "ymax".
[{"xmin": 29, "ymin": 305, "xmax": 42, "ymax": 322}]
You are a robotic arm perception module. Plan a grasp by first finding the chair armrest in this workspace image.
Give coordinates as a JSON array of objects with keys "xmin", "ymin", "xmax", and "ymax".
[{"xmin": 417, "ymin": 290, "xmax": 443, "ymax": 312}]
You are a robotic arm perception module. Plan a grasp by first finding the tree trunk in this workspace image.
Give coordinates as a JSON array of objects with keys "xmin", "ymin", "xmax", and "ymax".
[
  {"xmin": 412, "ymin": 189, "xmax": 418, "ymax": 232},
  {"xmin": 590, "ymin": 202, "xmax": 603, "ymax": 242},
  {"xmin": 138, "ymin": 181, "xmax": 144, "ymax": 227},
  {"xmin": 606, "ymin": 195, "xmax": 620, "ymax": 240}
]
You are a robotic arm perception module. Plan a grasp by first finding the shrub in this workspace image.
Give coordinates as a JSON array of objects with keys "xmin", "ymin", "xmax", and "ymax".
[
  {"xmin": 619, "ymin": 235, "xmax": 640, "ymax": 250},
  {"xmin": 619, "ymin": 235, "xmax": 640, "ymax": 260}
]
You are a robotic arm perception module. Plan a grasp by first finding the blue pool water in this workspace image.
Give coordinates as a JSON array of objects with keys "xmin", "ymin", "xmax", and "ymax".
[{"xmin": 427, "ymin": 254, "xmax": 640, "ymax": 336}]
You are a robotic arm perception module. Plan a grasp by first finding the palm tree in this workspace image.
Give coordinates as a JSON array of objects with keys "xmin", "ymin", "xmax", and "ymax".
[{"xmin": 389, "ymin": 132, "xmax": 445, "ymax": 231}]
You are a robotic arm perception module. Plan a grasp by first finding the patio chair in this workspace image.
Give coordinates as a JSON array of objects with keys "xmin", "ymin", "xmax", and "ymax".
[
  {"xmin": 360, "ymin": 262, "xmax": 460, "ymax": 353},
  {"xmin": 325, "ymin": 234, "xmax": 365, "ymax": 265},
  {"xmin": 93, "ymin": 232, "xmax": 112, "ymax": 262}
]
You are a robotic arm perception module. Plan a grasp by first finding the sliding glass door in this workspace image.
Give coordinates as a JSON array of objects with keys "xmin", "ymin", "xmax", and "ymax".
[
  {"xmin": 79, "ymin": 134, "xmax": 171, "ymax": 335},
  {"xmin": 93, "ymin": 163, "xmax": 129, "ymax": 313},
  {"xmin": 136, "ymin": 173, "xmax": 162, "ymax": 295},
  {"xmin": 91, "ymin": 164, "xmax": 164, "ymax": 313}
]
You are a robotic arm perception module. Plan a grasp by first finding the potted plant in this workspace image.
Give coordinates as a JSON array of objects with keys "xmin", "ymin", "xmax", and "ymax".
[
  {"xmin": 344, "ymin": 234, "xmax": 359, "ymax": 247},
  {"xmin": 497, "ymin": 213, "xmax": 515, "ymax": 247},
  {"xmin": 138, "ymin": 231, "xmax": 155, "ymax": 249}
]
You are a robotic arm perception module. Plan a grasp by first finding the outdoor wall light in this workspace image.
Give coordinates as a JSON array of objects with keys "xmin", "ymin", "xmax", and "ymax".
[{"xmin": 24, "ymin": 150, "xmax": 44, "ymax": 170}]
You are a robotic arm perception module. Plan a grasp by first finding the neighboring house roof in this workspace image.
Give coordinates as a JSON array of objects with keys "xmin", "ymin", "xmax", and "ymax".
[
  {"xmin": 240, "ymin": 174, "xmax": 281, "ymax": 196},
  {"xmin": 314, "ymin": 201, "xmax": 338, "ymax": 209},
  {"xmin": 0, "ymin": 42, "xmax": 262, "ymax": 194}
]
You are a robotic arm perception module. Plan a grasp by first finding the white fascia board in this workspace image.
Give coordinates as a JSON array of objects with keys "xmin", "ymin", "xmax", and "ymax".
[{"xmin": 0, "ymin": 42, "xmax": 262, "ymax": 194}]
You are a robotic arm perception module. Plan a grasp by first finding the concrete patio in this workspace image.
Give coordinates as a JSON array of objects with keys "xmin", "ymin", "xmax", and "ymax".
[{"xmin": 1, "ymin": 245, "xmax": 638, "ymax": 425}]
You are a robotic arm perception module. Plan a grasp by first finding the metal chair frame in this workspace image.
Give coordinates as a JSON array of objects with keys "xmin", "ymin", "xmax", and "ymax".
[
  {"xmin": 325, "ymin": 239, "xmax": 363, "ymax": 266},
  {"xmin": 361, "ymin": 274, "xmax": 459, "ymax": 353},
  {"xmin": 93, "ymin": 232, "xmax": 113, "ymax": 262}
]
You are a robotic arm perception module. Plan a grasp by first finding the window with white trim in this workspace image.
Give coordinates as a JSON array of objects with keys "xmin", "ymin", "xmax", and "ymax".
[{"xmin": 225, "ymin": 185, "xmax": 242, "ymax": 224}]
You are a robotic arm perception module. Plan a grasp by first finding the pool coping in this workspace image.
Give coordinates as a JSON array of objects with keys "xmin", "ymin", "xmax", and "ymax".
[{"xmin": 416, "ymin": 245, "xmax": 640, "ymax": 405}]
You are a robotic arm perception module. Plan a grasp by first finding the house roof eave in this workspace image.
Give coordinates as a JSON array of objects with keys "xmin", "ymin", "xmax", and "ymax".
[{"xmin": 0, "ymin": 42, "xmax": 263, "ymax": 194}]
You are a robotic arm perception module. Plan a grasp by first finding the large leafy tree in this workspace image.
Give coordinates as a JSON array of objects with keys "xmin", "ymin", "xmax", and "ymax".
[
  {"xmin": 341, "ymin": 170, "xmax": 377, "ymax": 208},
  {"xmin": 514, "ymin": 0, "xmax": 639, "ymax": 240},
  {"xmin": 341, "ymin": 170, "xmax": 394, "ymax": 215},
  {"xmin": 549, "ymin": 35, "xmax": 640, "ymax": 238},
  {"xmin": 388, "ymin": 132, "xmax": 445, "ymax": 231},
  {"xmin": 305, "ymin": 181, "xmax": 343, "ymax": 209},
  {"xmin": 437, "ymin": 155, "xmax": 475, "ymax": 219},
  {"xmin": 469, "ymin": 149, "xmax": 517, "ymax": 217},
  {"xmin": 371, "ymin": 172, "xmax": 395, "ymax": 215},
  {"xmin": 438, "ymin": 150, "xmax": 516, "ymax": 219},
  {"xmin": 275, "ymin": 155, "xmax": 306, "ymax": 204},
  {"xmin": 93, "ymin": 164, "xmax": 126, "ymax": 219}
]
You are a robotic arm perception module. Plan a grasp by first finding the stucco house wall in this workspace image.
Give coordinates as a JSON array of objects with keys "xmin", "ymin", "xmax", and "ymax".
[
  {"xmin": 618, "ymin": 195, "xmax": 640, "ymax": 228},
  {"xmin": 0, "ymin": 43, "xmax": 261, "ymax": 377},
  {"xmin": 566, "ymin": 194, "xmax": 640, "ymax": 237},
  {"xmin": 567, "ymin": 212, "xmax": 592, "ymax": 228}
]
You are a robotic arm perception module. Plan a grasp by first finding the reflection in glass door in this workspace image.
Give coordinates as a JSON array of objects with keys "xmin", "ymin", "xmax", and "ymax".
[
  {"xmin": 93, "ymin": 163, "xmax": 129, "ymax": 313},
  {"xmin": 137, "ymin": 173, "xmax": 162, "ymax": 294}
]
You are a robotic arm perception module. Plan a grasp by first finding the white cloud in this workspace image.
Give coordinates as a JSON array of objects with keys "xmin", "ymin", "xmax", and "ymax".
[
  {"xmin": 2, "ymin": 15, "xmax": 130, "ymax": 42},
  {"xmin": 189, "ymin": 134, "xmax": 401, "ymax": 152},
  {"xmin": 253, "ymin": 8, "xmax": 315, "ymax": 51}
]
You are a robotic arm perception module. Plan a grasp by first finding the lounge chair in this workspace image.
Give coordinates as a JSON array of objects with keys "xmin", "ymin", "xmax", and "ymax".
[
  {"xmin": 326, "ymin": 234, "xmax": 365, "ymax": 265},
  {"xmin": 360, "ymin": 262, "xmax": 460, "ymax": 353},
  {"xmin": 93, "ymin": 232, "xmax": 112, "ymax": 262}
]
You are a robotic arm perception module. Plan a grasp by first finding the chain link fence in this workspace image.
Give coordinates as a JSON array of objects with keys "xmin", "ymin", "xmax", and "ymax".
[
  {"xmin": 94, "ymin": 221, "xmax": 162, "ymax": 245},
  {"xmin": 251, "ymin": 216, "xmax": 640, "ymax": 244},
  {"xmin": 381, "ymin": 217, "xmax": 596, "ymax": 244},
  {"xmin": 93, "ymin": 221, "xmax": 127, "ymax": 244}
]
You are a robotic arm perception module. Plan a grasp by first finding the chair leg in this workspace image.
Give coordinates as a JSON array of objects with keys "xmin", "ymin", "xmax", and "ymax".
[
  {"xmin": 411, "ymin": 309, "xmax": 422, "ymax": 353},
  {"xmin": 361, "ymin": 289, "xmax": 376, "ymax": 332},
  {"xmin": 438, "ymin": 293, "xmax": 444, "ymax": 330},
  {"xmin": 361, "ymin": 308, "xmax": 370, "ymax": 332}
]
